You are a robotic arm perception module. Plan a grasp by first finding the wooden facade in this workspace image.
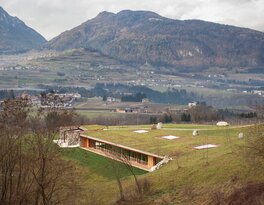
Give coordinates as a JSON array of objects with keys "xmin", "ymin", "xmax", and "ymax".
[{"xmin": 80, "ymin": 135, "xmax": 164, "ymax": 171}]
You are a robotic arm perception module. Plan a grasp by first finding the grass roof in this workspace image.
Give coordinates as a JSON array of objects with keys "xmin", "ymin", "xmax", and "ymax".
[{"xmin": 81, "ymin": 124, "xmax": 247, "ymax": 156}]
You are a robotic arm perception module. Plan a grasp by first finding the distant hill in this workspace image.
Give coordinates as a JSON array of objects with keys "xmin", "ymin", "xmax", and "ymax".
[
  {"xmin": 44, "ymin": 10, "xmax": 264, "ymax": 70},
  {"xmin": 0, "ymin": 6, "xmax": 46, "ymax": 54}
]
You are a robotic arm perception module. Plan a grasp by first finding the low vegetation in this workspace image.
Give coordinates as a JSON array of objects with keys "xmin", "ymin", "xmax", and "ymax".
[
  {"xmin": 61, "ymin": 148, "xmax": 146, "ymax": 180},
  {"xmin": 1, "ymin": 98, "xmax": 264, "ymax": 204},
  {"xmin": 60, "ymin": 122, "xmax": 264, "ymax": 204}
]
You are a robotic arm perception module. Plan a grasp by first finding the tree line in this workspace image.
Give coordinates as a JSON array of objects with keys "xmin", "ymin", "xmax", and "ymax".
[{"xmin": 38, "ymin": 83, "xmax": 200, "ymax": 104}]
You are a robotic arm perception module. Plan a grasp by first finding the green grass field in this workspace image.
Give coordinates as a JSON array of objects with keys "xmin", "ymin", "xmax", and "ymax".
[
  {"xmin": 61, "ymin": 148, "xmax": 146, "ymax": 180},
  {"xmin": 76, "ymin": 110, "xmax": 126, "ymax": 119},
  {"xmin": 60, "ymin": 123, "xmax": 264, "ymax": 204},
  {"xmin": 81, "ymin": 124, "xmax": 248, "ymax": 156}
]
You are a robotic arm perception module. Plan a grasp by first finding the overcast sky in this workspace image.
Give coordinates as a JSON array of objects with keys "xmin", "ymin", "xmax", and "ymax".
[{"xmin": 1, "ymin": 0, "xmax": 264, "ymax": 40}]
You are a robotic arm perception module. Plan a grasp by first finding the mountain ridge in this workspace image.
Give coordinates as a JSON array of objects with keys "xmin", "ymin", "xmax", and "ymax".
[
  {"xmin": 44, "ymin": 10, "xmax": 264, "ymax": 70},
  {"xmin": 0, "ymin": 6, "xmax": 46, "ymax": 54}
]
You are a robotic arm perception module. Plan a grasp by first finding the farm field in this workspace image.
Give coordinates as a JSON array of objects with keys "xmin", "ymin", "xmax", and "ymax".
[
  {"xmin": 60, "ymin": 123, "xmax": 264, "ymax": 204},
  {"xmin": 74, "ymin": 100, "xmax": 166, "ymax": 121},
  {"xmin": 76, "ymin": 110, "xmax": 126, "ymax": 119}
]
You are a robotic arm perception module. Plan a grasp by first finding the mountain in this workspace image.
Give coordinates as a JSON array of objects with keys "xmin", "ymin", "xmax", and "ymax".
[
  {"xmin": 44, "ymin": 10, "xmax": 264, "ymax": 69},
  {"xmin": 0, "ymin": 6, "xmax": 46, "ymax": 54}
]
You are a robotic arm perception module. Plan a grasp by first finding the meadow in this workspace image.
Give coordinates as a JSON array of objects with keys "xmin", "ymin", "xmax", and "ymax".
[{"xmin": 60, "ymin": 123, "xmax": 264, "ymax": 204}]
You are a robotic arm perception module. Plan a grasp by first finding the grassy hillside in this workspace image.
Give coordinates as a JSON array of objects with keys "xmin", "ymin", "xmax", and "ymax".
[
  {"xmin": 60, "ymin": 124, "xmax": 264, "ymax": 204},
  {"xmin": 61, "ymin": 148, "xmax": 146, "ymax": 180}
]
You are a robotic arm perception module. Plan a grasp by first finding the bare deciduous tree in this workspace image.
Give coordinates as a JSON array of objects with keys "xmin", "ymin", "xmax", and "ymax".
[
  {"xmin": 244, "ymin": 123, "xmax": 264, "ymax": 168},
  {"xmin": 0, "ymin": 99, "xmax": 82, "ymax": 205}
]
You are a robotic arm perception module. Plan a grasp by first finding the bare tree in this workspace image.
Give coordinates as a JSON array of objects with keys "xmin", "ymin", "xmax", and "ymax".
[
  {"xmin": 0, "ymin": 98, "xmax": 82, "ymax": 205},
  {"xmin": 111, "ymin": 160, "xmax": 126, "ymax": 202},
  {"xmin": 109, "ymin": 149, "xmax": 149, "ymax": 200},
  {"xmin": 244, "ymin": 123, "xmax": 264, "ymax": 168},
  {"xmin": 189, "ymin": 103, "xmax": 219, "ymax": 122},
  {"xmin": 27, "ymin": 133, "xmax": 81, "ymax": 205},
  {"xmin": 0, "ymin": 98, "xmax": 32, "ymax": 204},
  {"xmin": 119, "ymin": 153, "xmax": 142, "ymax": 196},
  {"xmin": 256, "ymin": 104, "xmax": 264, "ymax": 122}
]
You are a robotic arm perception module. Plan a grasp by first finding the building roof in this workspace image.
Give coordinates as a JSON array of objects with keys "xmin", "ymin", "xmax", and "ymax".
[
  {"xmin": 80, "ymin": 124, "xmax": 230, "ymax": 156},
  {"xmin": 80, "ymin": 134, "xmax": 164, "ymax": 158}
]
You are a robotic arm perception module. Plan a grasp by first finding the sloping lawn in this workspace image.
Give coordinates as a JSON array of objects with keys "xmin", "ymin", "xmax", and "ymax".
[{"xmin": 60, "ymin": 148, "xmax": 147, "ymax": 180}]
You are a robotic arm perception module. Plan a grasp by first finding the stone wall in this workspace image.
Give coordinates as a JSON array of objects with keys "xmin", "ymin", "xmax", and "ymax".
[{"xmin": 59, "ymin": 127, "xmax": 80, "ymax": 146}]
